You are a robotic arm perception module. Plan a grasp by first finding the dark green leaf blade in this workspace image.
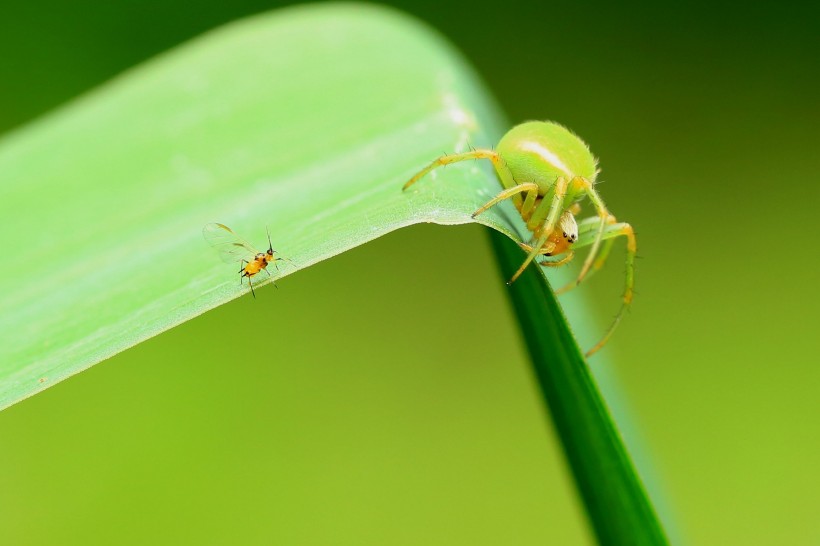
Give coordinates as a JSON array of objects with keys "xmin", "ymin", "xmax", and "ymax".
[{"xmin": 489, "ymin": 229, "xmax": 669, "ymax": 546}]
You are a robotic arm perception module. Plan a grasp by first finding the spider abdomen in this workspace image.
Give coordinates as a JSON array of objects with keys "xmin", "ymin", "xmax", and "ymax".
[{"xmin": 497, "ymin": 121, "xmax": 598, "ymax": 200}]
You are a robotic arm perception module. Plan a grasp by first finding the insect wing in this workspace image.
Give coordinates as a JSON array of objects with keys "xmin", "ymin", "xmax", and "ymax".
[{"xmin": 202, "ymin": 223, "xmax": 260, "ymax": 264}]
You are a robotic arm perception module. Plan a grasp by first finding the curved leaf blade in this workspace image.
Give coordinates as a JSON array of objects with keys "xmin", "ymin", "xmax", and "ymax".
[
  {"xmin": 490, "ymin": 230, "xmax": 669, "ymax": 546},
  {"xmin": 0, "ymin": 5, "xmax": 521, "ymax": 410}
]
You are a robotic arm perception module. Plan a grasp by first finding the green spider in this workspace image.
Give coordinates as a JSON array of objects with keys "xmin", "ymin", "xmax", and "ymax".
[{"xmin": 402, "ymin": 121, "xmax": 636, "ymax": 357}]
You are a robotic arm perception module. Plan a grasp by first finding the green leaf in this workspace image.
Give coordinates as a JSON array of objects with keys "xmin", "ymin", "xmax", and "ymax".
[
  {"xmin": 0, "ymin": 5, "xmax": 519, "ymax": 410},
  {"xmin": 489, "ymin": 230, "xmax": 669, "ymax": 546}
]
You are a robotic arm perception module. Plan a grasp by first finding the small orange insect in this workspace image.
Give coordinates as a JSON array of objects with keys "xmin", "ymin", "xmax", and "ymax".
[{"xmin": 203, "ymin": 223, "xmax": 286, "ymax": 298}]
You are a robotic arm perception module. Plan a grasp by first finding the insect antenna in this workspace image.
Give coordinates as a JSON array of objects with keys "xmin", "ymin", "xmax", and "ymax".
[
  {"xmin": 277, "ymin": 255, "xmax": 299, "ymax": 269},
  {"xmin": 266, "ymin": 225, "xmax": 273, "ymax": 253}
]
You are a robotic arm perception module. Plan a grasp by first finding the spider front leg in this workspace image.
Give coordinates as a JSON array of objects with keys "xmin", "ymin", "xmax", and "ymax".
[
  {"xmin": 517, "ymin": 242, "xmax": 575, "ymax": 267},
  {"xmin": 507, "ymin": 176, "xmax": 570, "ymax": 284},
  {"xmin": 517, "ymin": 210, "xmax": 580, "ymax": 267},
  {"xmin": 471, "ymin": 182, "xmax": 540, "ymax": 221},
  {"xmin": 402, "ymin": 149, "xmax": 521, "ymax": 203}
]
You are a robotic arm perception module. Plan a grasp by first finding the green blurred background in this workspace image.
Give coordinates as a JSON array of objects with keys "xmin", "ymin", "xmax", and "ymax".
[{"xmin": 1, "ymin": 1, "xmax": 818, "ymax": 544}]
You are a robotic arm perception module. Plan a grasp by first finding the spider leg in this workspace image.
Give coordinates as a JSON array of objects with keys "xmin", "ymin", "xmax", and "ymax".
[
  {"xmin": 539, "ymin": 251, "xmax": 575, "ymax": 267},
  {"xmin": 472, "ymin": 183, "xmax": 540, "ymax": 220},
  {"xmin": 551, "ymin": 216, "xmax": 612, "ymax": 293},
  {"xmin": 508, "ymin": 176, "xmax": 569, "ymax": 284},
  {"xmin": 402, "ymin": 149, "xmax": 520, "ymax": 206},
  {"xmin": 517, "ymin": 242, "xmax": 575, "ymax": 267},
  {"xmin": 566, "ymin": 220, "xmax": 636, "ymax": 357},
  {"xmin": 556, "ymin": 243, "xmax": 615, "ymax": 294},
  {"xmin": 569, "ymin": 177, "xmax": 615, "ymax": 290}
]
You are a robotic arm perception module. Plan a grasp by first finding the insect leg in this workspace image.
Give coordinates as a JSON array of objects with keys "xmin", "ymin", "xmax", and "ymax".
[
  {"xmin": 248, "ymin": 275, "xmax": 256, "ymax": 299},
  {"xmin": 471, "ymin": 182, "xmax": 539, "ymax": 220},
  {"xmin": 508, "ymin": 177, "xmax": 569, "ymax": 284},
  {"xmin": 277, "ymin": 256, "xmax": 298, "ymax": 270},
  {"xmin": 263, "ymin": 267, "xmax": 279, "ymax": 289}
]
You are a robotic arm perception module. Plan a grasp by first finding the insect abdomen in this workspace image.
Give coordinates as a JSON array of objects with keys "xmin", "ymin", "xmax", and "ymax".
[{"xmin": 243, "ymin": 260, "xmax": 264, "ymax": 276}]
